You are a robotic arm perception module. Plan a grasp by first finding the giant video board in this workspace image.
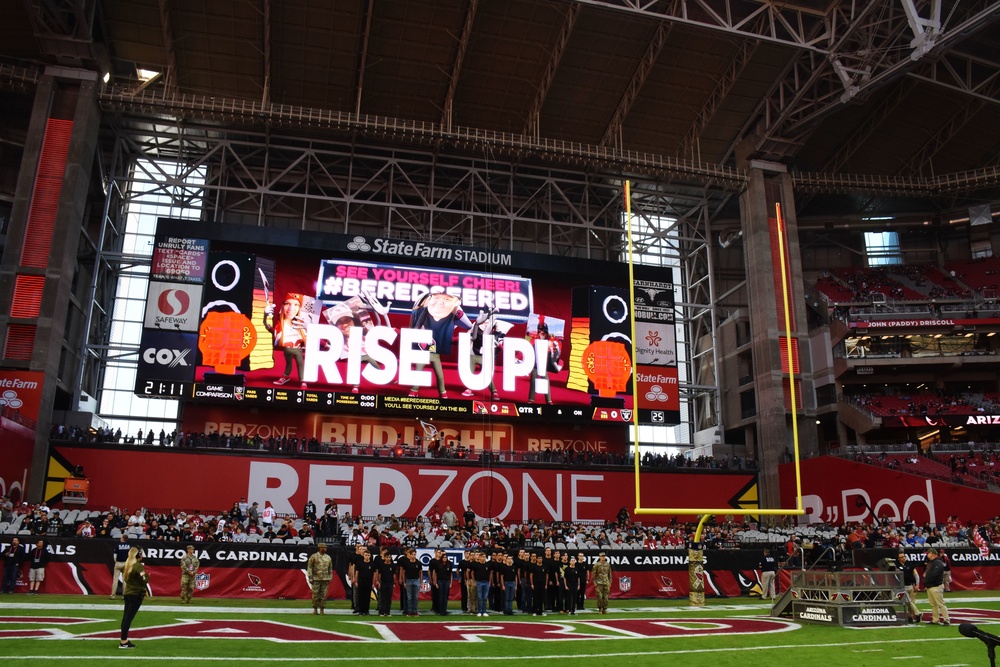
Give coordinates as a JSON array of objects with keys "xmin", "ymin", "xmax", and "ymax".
[{"xmin": 136, "ymin": 219, "xmax": 680, "ymax": 425}]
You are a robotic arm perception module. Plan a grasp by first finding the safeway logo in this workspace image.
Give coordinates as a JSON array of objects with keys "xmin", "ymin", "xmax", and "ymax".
[{"xmin": 157, "ymin": 289, "xmax": 192, "ymax": 316}]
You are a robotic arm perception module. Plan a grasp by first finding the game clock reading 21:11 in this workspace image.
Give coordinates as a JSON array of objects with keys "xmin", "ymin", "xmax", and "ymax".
[{"xmin": 139, "ymin": 381, "xmax": 192, "ymax": 398}]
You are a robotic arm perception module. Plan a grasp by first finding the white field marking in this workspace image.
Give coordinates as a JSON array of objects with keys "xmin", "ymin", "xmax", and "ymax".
[
  {"xmin": 851, "ymin": 649, "xmax": 884, "ymax": 653},
  {"xmin": 0, "ymin": 636, "xmax": 969, "ymax": 661},
  {"xmin": 2, "ymin": 598, "xmax": 1000, "ymax": 615},
  {"xmin": 891, "ymin": 657, "xmax": 924, "ymax": 660}
]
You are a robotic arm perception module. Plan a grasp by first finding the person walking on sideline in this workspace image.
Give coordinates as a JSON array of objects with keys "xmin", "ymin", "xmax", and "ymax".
[
  {"xmin": 306, "ymin": 543, "xmax": 333, "ymax": 614},
  {"xmin": 592, "ymin": 552, "xmax": 612, "ymax": 614},
  {"xmin": 179, "ymin": 545, "xmax": 200, "ymax": 604},
  {"xmin": 119, "ymin": 547, "xmax": 149, "ymax": 649}
]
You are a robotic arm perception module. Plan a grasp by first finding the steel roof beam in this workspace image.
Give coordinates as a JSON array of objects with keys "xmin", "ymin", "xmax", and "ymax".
[
  {"xmin": 599, "ymin": 21, "xmax": 670, "ymax": 148},
  {"xmin": 523, "ymin": 3, "xmax": 579, "ymax": 139},
  {"xmin": 441, "ymin": 0, "xmax": 478, "ymax": 131},
  {"xmin": 156, "ymin": 0, "xmax": 179, "ymax": 94}
]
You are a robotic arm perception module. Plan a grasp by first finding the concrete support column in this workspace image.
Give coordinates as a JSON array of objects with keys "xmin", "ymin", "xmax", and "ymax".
[
  {"xmin": 0, "ymin": 69, "xmax": 102, "ymax": 502},
  {"xmin": 739, "ymin": 165, "xmax": 818, "ymax": 510}
]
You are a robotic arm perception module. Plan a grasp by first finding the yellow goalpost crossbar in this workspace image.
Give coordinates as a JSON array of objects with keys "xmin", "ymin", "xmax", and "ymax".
[{"xmin": 624, "ymin": 181, "xmax": 804, "ymax": 518}]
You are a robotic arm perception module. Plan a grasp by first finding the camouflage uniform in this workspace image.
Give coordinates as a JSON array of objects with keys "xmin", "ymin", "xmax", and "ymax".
[
  {"xmin": 307, "ymin": 546, "xmax": 334, "ymax": 613},
  {"xmin": 179, "ymin": 550, "xmax": 200, "ymax": 603},
  {"xmin": 592, "ymin": 557, "xmax": 612, "ymax": 614}
]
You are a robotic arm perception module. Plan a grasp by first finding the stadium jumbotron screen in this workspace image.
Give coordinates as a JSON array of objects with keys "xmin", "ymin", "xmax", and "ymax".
[{"xmin": 136, "ymin": 219, "xmax": 680, "ymax": 425}]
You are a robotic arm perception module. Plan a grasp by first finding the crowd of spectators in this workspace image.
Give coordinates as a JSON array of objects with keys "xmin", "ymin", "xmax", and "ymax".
[
  {"xmin": 48, "ymin": 424, "xmax": 757, "ymax": 471},
  {"xmin": 4, "ymin": 493, "xmax": 997, "ymax": 561}
]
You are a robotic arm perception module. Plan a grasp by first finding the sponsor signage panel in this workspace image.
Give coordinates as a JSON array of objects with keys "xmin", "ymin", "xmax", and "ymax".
[
  {"xmin": 50, "ymin": 445, "xmax": 754, "ymax": 522},
  {"xmin": 136, "ymin": 220, "xmax": 676, "ymax": 426},
  {"xmin": 143, "ymin": 281, "xmax": 203, "ymax": 332},
  {"xmin": 135, "ymin": 330, "xmax": 199, "ymax": 384},
  {"xmin": 10, "ymin": 538, "xmax": 999, "ymax": 600},
  {"xmin": 151, "ymin": 237, "xmax": 209, "ymax": 283},
  {"xmin": 780, "ymin": 455, "xmax": 1000, "ymax": 523}
]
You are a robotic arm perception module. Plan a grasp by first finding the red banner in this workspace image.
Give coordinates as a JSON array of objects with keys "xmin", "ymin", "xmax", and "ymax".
[
  {"xmin": 181, "ymin": 404, "xmax": 629, "ymax": 453},
  {"xmin": 50, "ymin": 445, "xmax": 755, "ymax": 523},
  {"xmin": 780, "ymin": 456, "xmax": 999, "ymax": 524}
]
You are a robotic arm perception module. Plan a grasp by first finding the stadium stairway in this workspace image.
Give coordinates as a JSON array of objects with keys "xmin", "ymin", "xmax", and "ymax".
[{"xmin": 770, "ymin": 587, "xmax": 794, "ymax": 617}]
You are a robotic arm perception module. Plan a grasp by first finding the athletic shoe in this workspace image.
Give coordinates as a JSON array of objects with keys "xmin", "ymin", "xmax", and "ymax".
[
  {"xmin": 351, "ymin": 387, "xmax": 359, "ymax": 394},
  {"xmin": 461, "ymin": 389, "xmax": 474, "ymax": 397},
  {"xmin": 118, "ymin": 642, "xmax": 135, "ymax": 649},
  {"xmin": 939, "ymin": 621, "xmax": 950, "ymax": 626},
  {"xmin": 274, "ymin": 377, "xmax": 290, "ymax": 386}
]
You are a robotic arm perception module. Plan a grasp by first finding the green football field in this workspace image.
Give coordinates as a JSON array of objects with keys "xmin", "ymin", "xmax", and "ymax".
[{"xmin": 2, "ymin": 593, "xmax": 998, "ymax": 666}]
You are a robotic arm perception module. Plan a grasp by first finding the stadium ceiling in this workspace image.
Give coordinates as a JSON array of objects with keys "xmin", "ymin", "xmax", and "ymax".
[{"xmin": 3, "ymin": 0, "xmax": 1000, "ymax": 219}]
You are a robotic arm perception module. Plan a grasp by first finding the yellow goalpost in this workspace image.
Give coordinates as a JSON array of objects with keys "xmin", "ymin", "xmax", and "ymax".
[{"xmin": 624, "ymin": 181, "xmax": 806, "ymax": 522}]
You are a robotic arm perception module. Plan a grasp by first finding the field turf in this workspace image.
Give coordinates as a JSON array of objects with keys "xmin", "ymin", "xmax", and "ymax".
[{"xmin": 2, "ymin": 593, "xmax": 998, "ymax": 666}]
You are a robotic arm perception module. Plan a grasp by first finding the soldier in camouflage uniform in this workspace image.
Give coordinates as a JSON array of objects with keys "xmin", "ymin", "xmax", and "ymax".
[
  {"xmin": 592, "ymin": 552, "xmax": 612, "ymax": 614},
  {"xmin": 179, "ymin": 545, "xmax": 200, "ymax": 604},
  {"xmin": 307, "ymin": 543, "xmax": 334, "ymax": 614}
]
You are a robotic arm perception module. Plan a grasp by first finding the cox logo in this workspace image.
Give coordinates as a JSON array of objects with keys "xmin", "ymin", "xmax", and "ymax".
[
  {"xmin": 157, "ymin": 289, "xmax": 192, "ymax": 316},
  {"xmin": 347, "ymin": 236, "xmax": 371, "ymax": 252},
  {"xmin": 143, "ymin": 348, "xmax": 191, "ymax": 367}
]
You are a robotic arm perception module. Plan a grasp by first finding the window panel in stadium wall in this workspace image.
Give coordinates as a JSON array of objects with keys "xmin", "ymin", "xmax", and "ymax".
[
  {"xmin": 49, "ymin": 446, "xmax": 754, "ymax": 522},
  {"xmin": 135, "ymin": 219, "xmax": 680, "ymax": 426}
]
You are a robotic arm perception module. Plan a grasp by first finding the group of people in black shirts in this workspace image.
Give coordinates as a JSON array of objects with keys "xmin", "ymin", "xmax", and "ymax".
[{"xmin": 340, "ymin": 544, "xmax": 594, "ymax": 617}]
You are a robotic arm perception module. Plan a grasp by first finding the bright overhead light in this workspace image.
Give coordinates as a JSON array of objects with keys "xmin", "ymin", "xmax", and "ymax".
[
  {"xmin": 102, "ymin": 72, "xmax": 110, "ymax": 83},
  {"xmin": 136, "ymin": 68, "xmax": 160, "ymax": 82}
]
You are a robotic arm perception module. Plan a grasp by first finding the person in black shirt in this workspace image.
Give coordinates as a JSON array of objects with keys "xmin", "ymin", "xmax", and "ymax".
[
  {"xmin": 2, "ymin": 537, "xmax": 24, "ymax": 593},
  {"xmin": 531, "ymin": 553, "xmax": 547, "ymax": 616},
  {"xmin": 110, "ymin": 534, "xmax": 131, "ymax": 598},
  {"xmin": 353, "ymin": 551, "xmax": 376, "ymax": 615},
  {"xmin": 499, "ymin": 554, "xmax": 517, "ymax": 615},
  {"xmin": 398, "ymin": 548, "xmax": 423, "ymax": 616},
  {"xmin": 759, "ymin": 548, "xmax": 778, "ymax": 600},
  {"xmin": 894, "ymin": 551, "xmax": 921, "ymax": 623},
  {"xmin": 27, "ymin": 540, "xmax": 49, "ymax": 594},
  {"xmin": 575, "ymin": 552, "xmax": 590, "ymax": 610},
  {"xmin": 458, "ymin": 550, "xmax": 474, "ymax": 614},
  {"xmin": 432, "ymin": 549, "xmax": 453, "ymax": 615},
  {"xmin": 463, "ymin": 506, "xmax": 477, "ymax": 531},
  {"xmin": 923, "ymin": 548, "xmax": 949, "ymax": 625},
  {"xmin": 375, "ymin": 549, "xmax": 396, "ymax": 617},
  {"xmin": 470, "ymin": 551, "xmax": 491, "ymax": 617},
  {"xmin": 562, "ymin": 557, "xmax": 579, "ymax": 614}
]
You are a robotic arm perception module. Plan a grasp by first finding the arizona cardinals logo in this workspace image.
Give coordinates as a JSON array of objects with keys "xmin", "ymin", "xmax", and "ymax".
[
  {"xmin": 973, "ymin": 570, "xmax": 984, "ymax": 582},
  {"xmin": 737, "ymin": 571, "xmax": 764, "ymax": 598},
  {"xmin": 247, "ymin": 573, "xmax": 262, "ymax": 587},
  {"xmin": 660, "ymin": 576, "xmax": 673, "ymax": 588}
]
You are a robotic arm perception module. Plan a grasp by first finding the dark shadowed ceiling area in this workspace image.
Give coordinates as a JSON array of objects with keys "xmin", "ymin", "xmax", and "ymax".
[{"xmin": 2, "ymin": 0, "xmax": 999, "ymax": 219}]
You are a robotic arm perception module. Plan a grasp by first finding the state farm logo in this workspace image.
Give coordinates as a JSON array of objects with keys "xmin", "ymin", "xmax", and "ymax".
[
  {"xmin": 157, "ymin": 289, "xmax": 192, "ymax": 316},
  {"xmin": 347, "ymin": 236, "xmax": 372, "ymax": 252},
  {"xmin": 0, "ymin": 390, "xmax": 24, "ymax": 410},
  {"xmin": 143, "ymin": 348, "xmax": 191, "ymax": 368},
  {"xmin": 644, "ymin": 384, "xmax": 669, "ymax": 402},
  {"xmin": 243, "ymin": 573, "xmax": 266, "ymax": 592}
]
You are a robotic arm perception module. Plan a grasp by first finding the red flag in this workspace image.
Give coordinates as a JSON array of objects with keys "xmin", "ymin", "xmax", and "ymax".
[{"xmin": 973, "ymin": 527, "xmax": 991, "ymax": 557}]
